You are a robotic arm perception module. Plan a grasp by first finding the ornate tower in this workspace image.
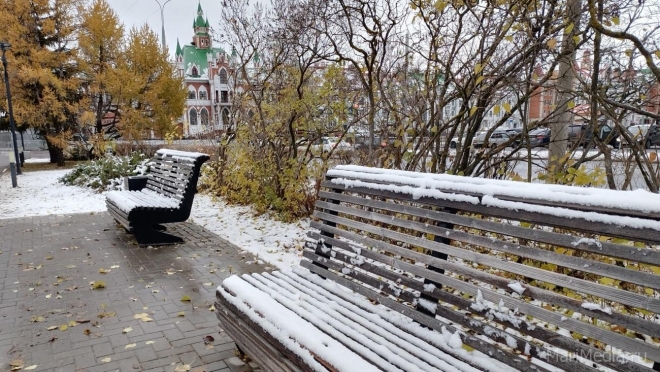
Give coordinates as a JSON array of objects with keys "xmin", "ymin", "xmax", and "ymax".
[{"xmin": 193, "ymin": 2, "xmax": 211, "ymax": 49}]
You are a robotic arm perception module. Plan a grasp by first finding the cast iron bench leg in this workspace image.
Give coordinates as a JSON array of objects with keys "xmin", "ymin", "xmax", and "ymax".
[{"xmin": 133, "ymin": 224, "xmax": 184, "ymax": 246}]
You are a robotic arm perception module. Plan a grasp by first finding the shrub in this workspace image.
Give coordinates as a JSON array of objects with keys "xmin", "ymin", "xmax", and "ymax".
[
  {"xmin": 202, "ymin": 136, "xmax": 322, "ymax": 222},
  {"xmin": 59, "ymin": 153, "xmax": 150, "ymax": 191}
]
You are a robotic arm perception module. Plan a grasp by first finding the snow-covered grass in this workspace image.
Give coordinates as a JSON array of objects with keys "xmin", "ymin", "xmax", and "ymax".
[
  {"xmin": 191, "ymin": 194, "xmax": 307, "ymax": 270},
  {"xmin": 0, "ymin": 169, "xmax": 306, "ymax": 269},
  {"xmin": 0, "ymin": 169, "xmax": 106, "ymax": 218}
]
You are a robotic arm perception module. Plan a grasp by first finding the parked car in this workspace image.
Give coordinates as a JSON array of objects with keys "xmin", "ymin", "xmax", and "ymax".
[
  {"xmin": 616, "ymin": 124, "xmax": 652, "ymax": 148},
  {"xmin": 514, "ymin": 127, "xmax": 551, "ymax": 148},
  {"xmin": 505, "ymin": 128, "xmax": 523, "ymax": 140},
  {"xmin": 568, "ymin": 123, "xmax": 619, "ymax": 148},
  {"xmin": 472, "ymin": 130, "xmax": 510, "ymax": 148},
  {"xmin": 643, "ymin": 124, "xmax": 660, "ymax": 148}
]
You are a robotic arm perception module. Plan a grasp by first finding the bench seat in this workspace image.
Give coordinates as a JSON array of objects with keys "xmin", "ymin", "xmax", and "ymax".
[
  {"xmin": 106, "ymin": 189, "xmax": 181, "ymax": 215},
  {"xmin": 217, "ymin": 267, "xmax": 510, "ymax": 372}
]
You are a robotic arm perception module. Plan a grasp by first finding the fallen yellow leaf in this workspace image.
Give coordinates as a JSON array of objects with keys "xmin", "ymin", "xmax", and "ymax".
[
  {"xmin": 134, "ymin": 313, "xmax": 153, "ymax": 322},
  {"xmin": 91, "ymin": 281, "xmax": 106, "ymax": 289}
]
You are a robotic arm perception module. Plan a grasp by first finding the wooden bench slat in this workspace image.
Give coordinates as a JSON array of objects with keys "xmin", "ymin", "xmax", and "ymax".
[
  {"xmin": 148, "ymin": 168, "xmax": 191, "ymax": 183},
  {"xmin": 302, "ymin": 250, "xmax": 641, "ymax": 372},
  {"xmin": 149, "ymin": 162, "xmax": 194, "ymax": 174},
  {"xmin": 120, "ymin": 191, "xmax": 180, "ymax": 210},
  {"xmin": 242, "ymin": 273, "xmax": 443, "ymax": 372},
  {"xmin": 313, "ymin": 210, "xmax": 660, "ymax": 315},
  {"xmin": 302, "ymin": 248, "xmax": 654, "ymax": 372},
  {"xmin": 320, "ymin": 180, "xmax": 660, "ymax": 244},
  {"xmin": 150, "ymin": 161, "xmax": 196, "ymax": 173},
  {"xmin": 214, "ymin": 301, "xmax": 305, "ymax": 371},
  {"xmin": 302, "ymin": 244, "xmax": 660, "ymax": 369},
  {"xmin": 153, "ymin": 153, "xmax": 198, "ymax": 162},
  {"xmin": 307, "ymin": 229, "xmax": 660, "ymax": 348},
  {"xmin": 106, "ymin": 201, "xmax": 134, "ymax": 230},
  {"xmin": 326, "ymin": 168, "xmax": 660, "ymax": 219},
  {"xmin": 147, "ymin": 170, "xmax": 189, "ymax": 186},
  {"xmin": 144, "ymin": 180, "xmax": 187, "ymax": 198},
  {"xmin": 315, "ymin": 199, "xmax": 660, "ymax": 291},
  {"xmin": 107, "ymin": 190, "xmax": 180, "ymax": 211},
  {"xmin": 144, "ymin": 183, "xmax": 185, "ymax": 201},
  {"xmin": 218, "ymin": 275, "xmax": 391, "ymax": 372},
  {"xmin": 318, "ymin": 190, "xmax": 660, "ymax": 267},
  {"xmin": 269, "ymin": 270, "xmax": 519, "ymax": 372},
  {"xmin": 298, "ymin": 262, "xmax": 554, "ymax": 372}
]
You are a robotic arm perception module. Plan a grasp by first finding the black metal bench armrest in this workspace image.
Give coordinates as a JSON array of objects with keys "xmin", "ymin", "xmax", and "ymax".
[{"xmin": 124, "ymin": 175, "xmax": 149, "ymax": 191}]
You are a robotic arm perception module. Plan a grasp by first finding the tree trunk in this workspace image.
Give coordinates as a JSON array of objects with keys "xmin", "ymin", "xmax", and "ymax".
[
  {"xmin": 549, "ymin": 0, "xmax": 583, "ymax": 175},
  {"xmin": 46, "ymin": 140, "xmax": 65, "ymax": 166}
]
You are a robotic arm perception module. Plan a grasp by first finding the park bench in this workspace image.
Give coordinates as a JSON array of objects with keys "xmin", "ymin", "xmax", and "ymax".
[
  {"xmin": 215, "ymin": 164, "xmax": 660, "ymax": 372},
  {"xmin": 106, "ymin": 149, "xmax": 209, "ymax": 245}
]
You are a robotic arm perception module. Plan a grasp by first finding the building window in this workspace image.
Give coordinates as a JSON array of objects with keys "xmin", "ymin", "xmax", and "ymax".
[
  {"xmin": 191, "ymin": 66, "xmax": 199, "ymax": 77},
  {"xmin": 189, "ymin": 108, "xmax": 198, "ymax": 125},
  {"xmin": 188, "ymin": 89, "xmax": 196, "ymax": 99},
  {"xmin": 199, "ymin": 90, "xmax": 207, "ymax": 100},
  {"xmin": 222, "ymin": 109, "xmax": 230, "ymax": 128},
  {"xmin": 221, "ymin": 91, "xmax": 229, "ymax": 103},
  {"xmin": 219, "ymin": 68, "xmax": 228, "ymax": 84},
  {"xmin": 200, "ymin": 108, "xmax": 209, "ymax": 126}
]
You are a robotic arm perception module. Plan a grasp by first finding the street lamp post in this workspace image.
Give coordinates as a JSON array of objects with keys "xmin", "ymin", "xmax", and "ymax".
[
  {"xmin": 0, "ymin": 42, "xmax": 21, "ymax": 176},
  {"xmin": 154, "ymin": 0, "xmax": 173, "ymax": 51}
]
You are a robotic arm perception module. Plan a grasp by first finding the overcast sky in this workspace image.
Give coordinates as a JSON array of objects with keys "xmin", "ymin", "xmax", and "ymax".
[{"xmin": 105, "ymin": 0, "xmax": 224, "ymax": 57}]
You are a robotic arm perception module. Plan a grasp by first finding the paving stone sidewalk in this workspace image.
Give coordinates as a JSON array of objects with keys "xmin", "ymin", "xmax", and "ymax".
[{"xmin": 0, "ymin": 212, "xmax": 270, "ymax": 372}]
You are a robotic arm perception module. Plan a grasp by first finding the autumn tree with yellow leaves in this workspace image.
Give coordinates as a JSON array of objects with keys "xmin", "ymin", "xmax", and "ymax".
[
  {"xmin": 0, "ymin": 0, "xmax": 185, "ymax": 164},
  {"xmin": 114, "ymin": 25, "xmax": 185, "ymax": 142},
  {"xmin": 0, "ymin": 0, "xmax": 86, "ymax": 165},
  {"xmin": 78, "ymin": 0, "xmax": 124, "ymax": 143}
]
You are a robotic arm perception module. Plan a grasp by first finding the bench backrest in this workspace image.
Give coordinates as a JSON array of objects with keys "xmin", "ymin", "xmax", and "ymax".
[
  {"xmin": 146, "ymin": 149, "xmax": 210, "ymax": 211},
  {"xmin": 304, "ymin": 165, "xmax": 660, "ymax": 372}
]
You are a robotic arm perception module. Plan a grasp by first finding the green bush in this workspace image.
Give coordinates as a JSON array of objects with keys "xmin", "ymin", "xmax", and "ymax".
[{"xmin": 59, "ymin": 153, "xmax": 150, "ymax": 191}]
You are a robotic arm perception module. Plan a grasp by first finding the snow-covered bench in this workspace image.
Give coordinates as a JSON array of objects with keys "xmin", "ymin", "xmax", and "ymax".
[
  {"xmin": 106, "ymin": 149, "xmax": 209, "ymax": 245},
  {"xmin": 215, "ymin": 165, "xmax": 660, "ymax": 372}
]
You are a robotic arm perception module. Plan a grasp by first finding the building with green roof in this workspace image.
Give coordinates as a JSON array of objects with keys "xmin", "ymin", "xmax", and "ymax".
[{"xmin": 174, "ymin": 2, "xmax": 233, "ymax": 137}]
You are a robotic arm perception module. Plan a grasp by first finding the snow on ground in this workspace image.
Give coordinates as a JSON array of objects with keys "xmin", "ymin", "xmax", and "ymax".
[
  {"xmin": 0, "ymin": 169, "xmax": 106, "ymax": 218},
  {"xmin": 25, "ymin": 158, "xmax": 50, "ymax": 164},
  {"xmin": 0, "ymin": 169, "xmax": 306, "ymax": 269},
  {"xmin": 191, "ymin": 194, "xmax": 307, "ymax": 270}
]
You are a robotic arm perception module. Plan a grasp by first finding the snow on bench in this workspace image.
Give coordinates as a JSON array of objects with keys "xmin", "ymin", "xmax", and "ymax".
[{"xmin": 216, "ymin": 165, "xmax": 660, "ymax": 372}]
